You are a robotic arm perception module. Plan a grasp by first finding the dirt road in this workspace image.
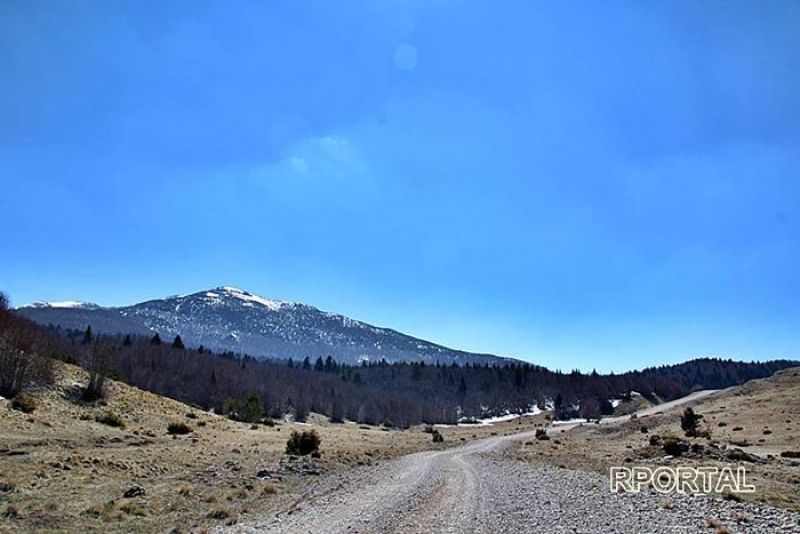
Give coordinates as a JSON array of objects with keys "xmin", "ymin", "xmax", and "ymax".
[{"xmin": 228, "ymin": 391, "xmax": 799, "ymax": 533}]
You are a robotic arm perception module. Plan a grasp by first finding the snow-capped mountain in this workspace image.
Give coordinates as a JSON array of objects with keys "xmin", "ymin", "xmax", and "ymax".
[{"xmin": 17, "ymin": 286, "xmax": 514, "ymax": 365}]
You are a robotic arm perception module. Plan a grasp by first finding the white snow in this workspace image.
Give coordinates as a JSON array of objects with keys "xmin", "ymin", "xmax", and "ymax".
[
  {"xmin": 552, "ymin": 418, "xmax": 593, "ymax": 425},
  {"xmin": 217, "ymin": 286, "xmax": 286, "ymax": 311},
  {"xmin": 455, "ymin": 406, "xmax": 544, "ymax": 427},
  {"xmin": 31, "ymin": 301, "xmax": 94, "ymax": 309},
  {"xmin": 611, "ymin": 399, "xmax": 622, "ymax": 408}
]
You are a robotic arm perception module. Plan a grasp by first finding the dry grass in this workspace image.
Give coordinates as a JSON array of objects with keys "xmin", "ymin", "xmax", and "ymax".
[
  {"xmin": 0, "ymin": 362, "xmax": 527, "ymax": 532},
  {"xmin": 513, "ymin": 367, "xmax": 800, "ymax": 510}
]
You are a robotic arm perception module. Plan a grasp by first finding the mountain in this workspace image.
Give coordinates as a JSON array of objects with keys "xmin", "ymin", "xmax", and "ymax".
[{"xmin": 16, "ymin": 286, "xmax": 515, "ymax": 365}]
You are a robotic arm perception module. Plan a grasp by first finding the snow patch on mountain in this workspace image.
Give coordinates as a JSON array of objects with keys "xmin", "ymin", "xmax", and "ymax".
[{"xmin": 28, "ymin": 301, "xmax": 101, "ymax": 310}]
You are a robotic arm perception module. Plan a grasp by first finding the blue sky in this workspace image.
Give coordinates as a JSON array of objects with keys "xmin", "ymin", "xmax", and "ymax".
[{"xmin": 1, "ymin": 1, "xmax": 798, "ymax": 372}]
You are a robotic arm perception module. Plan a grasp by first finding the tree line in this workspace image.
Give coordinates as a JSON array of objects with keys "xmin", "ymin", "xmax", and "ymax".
[{"xmin": 2, "ymin": 295, "xmax": 797, "ymax": 427}]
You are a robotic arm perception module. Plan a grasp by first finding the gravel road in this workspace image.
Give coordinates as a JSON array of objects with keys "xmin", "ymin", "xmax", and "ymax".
[{"xmin": 227, "ymin": 427, "xmax": 800, "ymax": 534}]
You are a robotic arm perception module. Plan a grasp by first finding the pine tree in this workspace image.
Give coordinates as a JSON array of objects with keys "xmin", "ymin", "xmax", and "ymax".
[
  {"xmin": 82, "ymin": 325, "xmax": 93, "ymax": 345},
  {"xmin": 680, "ymin": 407, "xmax": 703, "ymax": 437},
  {"xmin": 122, "ymin": 334, "xmax": 132, "ymax": 346},
  {"xmin": 172, "ymin": 335, "xmax": 185, "ymax": 349},
  {"xmin": 457, "ymin": 377, "xmax": 467, "ymax": 397},
  {"xmin": 150, "ymin": 333, "xmax": 162, "ymax": 346}
]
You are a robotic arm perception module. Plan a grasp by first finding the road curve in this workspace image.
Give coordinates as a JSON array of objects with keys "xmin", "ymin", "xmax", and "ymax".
[{"xmin": 227, "ymin": 391, "xmax": 799, "ymax": 534}]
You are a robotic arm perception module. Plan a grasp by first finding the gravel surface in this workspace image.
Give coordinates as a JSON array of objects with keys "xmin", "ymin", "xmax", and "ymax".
[{"xmin": 224, "ymin": 428, "xmax": 800, "ymax": 534}]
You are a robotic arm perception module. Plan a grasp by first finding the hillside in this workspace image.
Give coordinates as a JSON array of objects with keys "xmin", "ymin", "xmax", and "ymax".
[
  {"xmin": 0, "ymin": 363, "xmax": 514, "ymax": 533},
  {"xmin": 514, "ymin": 367, "xmax": 800, "ymax": 510},
  {"xmin": 17, "ymin": 287, "xmax": 512, "ymax": 366}
]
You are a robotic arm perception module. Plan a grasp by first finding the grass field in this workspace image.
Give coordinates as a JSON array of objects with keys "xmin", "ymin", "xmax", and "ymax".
[{"xmin": 0, "ymin": 363, "xmax": 538, "ymax": 532}]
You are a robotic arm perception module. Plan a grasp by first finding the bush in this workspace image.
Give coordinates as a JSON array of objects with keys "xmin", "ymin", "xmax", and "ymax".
[
  {"xmin": 223, "ymin": 393, "xmax": 263, "ymax": 423},
  {"xmin": 535, "ymin": 429, "xmax": 550, "ymax": 441},
  {"xmin": 285, "ymin": 429, "xmax": 321, "ymax": 456},
  {"xmin": 95, "ymin": 412, "xmax": 125, "ymax": 429},
  {"xmin": 649, "ymin": 434, "xmax": 662, "ymax": 446},
  {"xmin": 10, "ymin": 393, "xmax": 37, "ymax": 414},
  {"xmin": 207, "ymin": 508, "xmax": 231, "ymax": 520},
  {"xmin": 167, "ymin": 422, "xmax": 192, "ymax": 435},
  {"xmin": 662, "ymin": 437, "xmax": 688, "ymax": 457},
  {"xmin": 423, "ymin": 424, "xmax": 434, "ymax": 434},
  {"xmin": 431, "ymin": 430, "xmax": 444, "ymax": 443},
  {"xmin": 82, "ymin": 373, "xmax": 107, "ymax": 402}
]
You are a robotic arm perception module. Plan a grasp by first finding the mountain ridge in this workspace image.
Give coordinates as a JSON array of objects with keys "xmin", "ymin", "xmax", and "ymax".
[{"xmin": 17, "ymin": 286, "xmax": 516, "ymax": 366}]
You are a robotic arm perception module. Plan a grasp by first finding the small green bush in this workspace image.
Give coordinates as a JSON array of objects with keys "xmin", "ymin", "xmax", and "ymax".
[
  {"xmin": 535, "ymin": 429, "xmax": 550, "ymax": 441},
  {"xmin": 285, "ymin": 429, "xmax": 321, "ymax": 456},
  {"xmin": 11, "ymin": 393, "xmax": 36, "ymax": 414},
  {"xmin": 95, "ymin": 412, "xmax": 125, "ymax": 429},
  {"xmin": 431, "ymin": 430, "xmax": 444, "ymax": 443}
]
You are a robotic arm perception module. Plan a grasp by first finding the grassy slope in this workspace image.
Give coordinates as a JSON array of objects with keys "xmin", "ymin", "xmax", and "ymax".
[
  {"xmin": 0, "ymin": 362, "xmax": 536, "ymax": 533},
  {"xmin": 514, "ymin": 367, "xmax": 800, "ymax": 510}
]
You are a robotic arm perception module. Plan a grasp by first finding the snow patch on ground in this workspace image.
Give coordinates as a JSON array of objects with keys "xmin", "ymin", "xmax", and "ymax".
[
  {"xmin": 552, "ymin": 418, "xmax": 593, "ymax": 425},
  {"xmin": 446, "ymin": 406, "xmax": 545, "ymax": 427}
]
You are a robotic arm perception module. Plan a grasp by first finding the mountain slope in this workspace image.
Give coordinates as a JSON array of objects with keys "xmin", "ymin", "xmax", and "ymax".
[{"xmin": 17, "ymin": 286, "xmax": 513, "ymax": 365}]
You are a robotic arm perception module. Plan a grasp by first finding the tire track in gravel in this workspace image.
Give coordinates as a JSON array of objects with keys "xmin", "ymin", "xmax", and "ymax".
[{"xmin": 226, "ymin": 414, "xmax": 799, "ymax": 533}]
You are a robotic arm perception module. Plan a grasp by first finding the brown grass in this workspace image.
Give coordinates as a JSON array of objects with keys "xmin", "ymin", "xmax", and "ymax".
[
  {"xmin": 512, "ymin": 367, "xmax": 800, "ymax": 510},
  {"xmin": 0, "ymin": 362, "xmax": 521, "ymax": 532}
]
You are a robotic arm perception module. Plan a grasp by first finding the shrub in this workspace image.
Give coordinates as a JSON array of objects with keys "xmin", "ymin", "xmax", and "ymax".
[
  {"xmin": 207, "ymin": 508, "xmax": 231, "ymax": 520},
  {"xmin": 167, "ymin": 422, "xmax": 192, "ymax": 435},
  {"xmin": 431, "ymin": 430, "xmax": 444, "ymax": 443},
  {"xmin": 285, "ymin": 429, "xmax": 321, "ymax": 456},
  {"xmin": 223, "ymin": 393, "xmax": 263, "ymax": 424},
  {"xmin": 3, "ymin": 503, "xmax": 20, "ymax": 519},
  {"xmin": 535, "ymin": 429, "xmax": 550, "ymax": 441},
  {"xmin": 10, "ymin": 393, "xmax": 36, "ymax": 413},
  {"xmin": 0, "ymin": 479, "xmax": 17, "ymax": 493},
  {"xmin": 423, "ymin": 424, "xmax": 434, "ymax": 434},
  {"xmin": 662, "ymin": 437, "xmax": 688, "ymax": 457},
  {"xmin": 82, "ymin": 373, "xmax": 107, "ymax": 402},
  {"xmin": 95, "ymin": 412, "xmax": 125, "ymax": 428}
]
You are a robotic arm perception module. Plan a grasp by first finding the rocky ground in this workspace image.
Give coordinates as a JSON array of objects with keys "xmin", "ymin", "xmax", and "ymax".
[{"xmin": 227, "ymin": 429, "xmax": 800, "ymax": 533}]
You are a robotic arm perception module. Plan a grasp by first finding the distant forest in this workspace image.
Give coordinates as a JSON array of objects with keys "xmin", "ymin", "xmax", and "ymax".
[{"xmin": 2, "ymin": 298, "xmax": 797, "ymax": 427}]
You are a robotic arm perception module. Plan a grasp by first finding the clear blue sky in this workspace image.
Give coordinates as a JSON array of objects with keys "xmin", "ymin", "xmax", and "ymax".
[{"xmin": 1, "ymin": 1, "xmax": 798, "ymax": 372}]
